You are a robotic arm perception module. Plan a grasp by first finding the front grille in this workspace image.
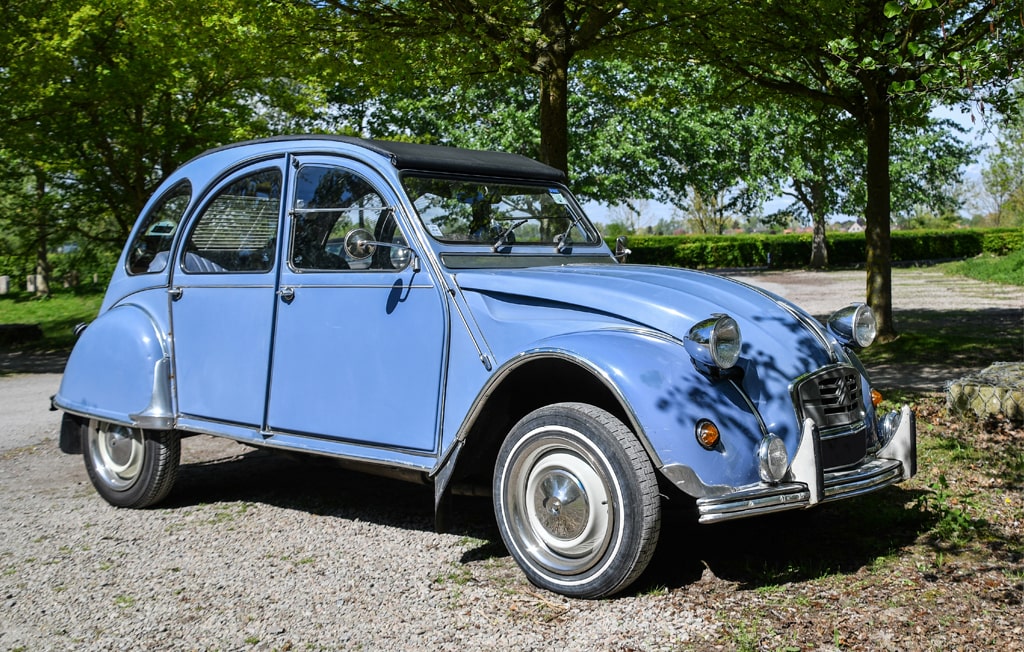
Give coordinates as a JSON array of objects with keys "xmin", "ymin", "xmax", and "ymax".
[{"xmin": 793, "ymin": 366, "xmax": 867, "ymax": 469}]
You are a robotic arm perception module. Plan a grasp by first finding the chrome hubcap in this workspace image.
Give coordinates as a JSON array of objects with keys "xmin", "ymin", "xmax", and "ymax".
[
  {"xmin": 88, "ymin": 420, "xmax": 144, "ymax": 491},
  {"xmin": 506, "ymin": 428, "xmax": 616, "ymax": 576}
]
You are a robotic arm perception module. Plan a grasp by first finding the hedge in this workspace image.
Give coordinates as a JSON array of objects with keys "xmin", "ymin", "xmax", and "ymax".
[{"xmin": 607, "ymin": 228, "xmax": 1023, "ymax": 269}]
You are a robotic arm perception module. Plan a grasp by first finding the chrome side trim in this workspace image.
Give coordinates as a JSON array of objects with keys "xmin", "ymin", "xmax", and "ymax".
[{"xmin": 128, "ymin": 357, "xmax": 175, "ymax": 429}]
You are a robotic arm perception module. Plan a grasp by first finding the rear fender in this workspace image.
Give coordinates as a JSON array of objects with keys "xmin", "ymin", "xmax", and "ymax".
[{"xmin": 53, "ymin": 304, "xmax": 173, "ymax": 429}]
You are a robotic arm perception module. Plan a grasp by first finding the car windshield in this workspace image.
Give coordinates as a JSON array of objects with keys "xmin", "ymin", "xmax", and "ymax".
[{"xmin": 402, "ymin": 176, "xmax": 600, "ymax": 249}]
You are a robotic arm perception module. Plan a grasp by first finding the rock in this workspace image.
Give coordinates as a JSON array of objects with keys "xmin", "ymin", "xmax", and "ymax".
[{"xmin": 946, "ymin": 362, "xmax": 1024, "ymax": 423}]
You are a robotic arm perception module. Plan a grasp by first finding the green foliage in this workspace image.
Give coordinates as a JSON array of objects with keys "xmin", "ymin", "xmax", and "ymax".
[
  {"xmin": 1, "ymin": 0, "xmax": 326, "ymax": 244},
  {"xmin": 981, "ymin": 85, "xmax": 1024, "ymax": 228},
  {"xmin": 609, "ymin": 228, "xmax": 1022, "ymax": 269},
  {"xmin": 915, "ymin": 475, "xmax": 981, "ymax": 545}
]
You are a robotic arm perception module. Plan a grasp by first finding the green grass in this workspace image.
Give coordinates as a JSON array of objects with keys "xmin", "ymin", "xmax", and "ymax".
[
  {"xmin": 0, "ymin": 288, "xmax": 103, "ymax": 352},
  {"xmin": 940, "ymin": 248, "xmax": 1024, "ymax": 286},
  {"xmin": 857, "ymin": 307, "xmax": 1022, "ymax": 370}
]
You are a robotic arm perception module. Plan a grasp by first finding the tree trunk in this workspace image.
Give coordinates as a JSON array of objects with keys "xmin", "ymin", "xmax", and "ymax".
[
  {"xmin": 810, "ymin": 212, "xmax": 828, "ymax": 268},
  {"xmin": 33, "ymin": 170, "xmax": 51, "ymax": 297},
  {"xmin": 863, "ymin": 98, "xmax": 896, "ymax": 342},
  {"xmin": 809, "ymin": 179, "xmax": 828, "ymax": 268},
  {"xmin": 538, "ymin": 64, "xmax": 569, "ymax": 174},
  {"xmin": 533, "ymin": 0, "xmax": 570, "ymax": 175}
]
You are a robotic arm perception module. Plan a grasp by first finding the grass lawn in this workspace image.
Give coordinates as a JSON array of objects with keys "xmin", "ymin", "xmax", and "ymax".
[{"xmin": 0, "ymin": 288, "xmax": 104, "ymax": 353}]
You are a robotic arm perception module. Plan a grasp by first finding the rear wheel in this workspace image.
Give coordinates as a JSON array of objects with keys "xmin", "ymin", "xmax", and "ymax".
[
  {"xmin": 493, "ymin": 402, "xmax": 661, "ymax": 598},
  {"xmin": 82, "ymin": 419, "xmax": 180, "ymax": 508}
]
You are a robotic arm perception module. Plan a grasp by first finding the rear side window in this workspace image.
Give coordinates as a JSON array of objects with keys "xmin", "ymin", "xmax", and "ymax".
[
  {"xmin": 183, "ymin": 168, "xmax": 281, "ymax": 273},
  {"xmin": 127, "ymin": 181, "xmax": 192, "ymax": 274}
]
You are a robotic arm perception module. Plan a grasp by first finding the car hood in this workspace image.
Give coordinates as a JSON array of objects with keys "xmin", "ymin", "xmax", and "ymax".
[{"xmin": 453, "ymin": 264, "xmax": 840, "ymax": 380}]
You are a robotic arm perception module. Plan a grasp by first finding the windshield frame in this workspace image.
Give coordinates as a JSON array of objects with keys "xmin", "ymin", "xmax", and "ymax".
[{"xmin": 400, "ymin": 173, "xmax": 604, "ymax": 252}]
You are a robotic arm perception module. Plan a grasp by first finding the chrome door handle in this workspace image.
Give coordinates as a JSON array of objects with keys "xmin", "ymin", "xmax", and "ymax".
[
  {"xmin": 277, "ymin": 286, "xmax": 295, "ymax": 304},
  {"xmin": 169, "ymin": 287, "xmax": 183, "ymax": 301}
]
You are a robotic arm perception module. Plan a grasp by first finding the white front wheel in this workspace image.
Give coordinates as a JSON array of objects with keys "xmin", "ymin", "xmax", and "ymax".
[{"xmin": 494, "ymin": 403, "xmax": 661, "ymax": 598}]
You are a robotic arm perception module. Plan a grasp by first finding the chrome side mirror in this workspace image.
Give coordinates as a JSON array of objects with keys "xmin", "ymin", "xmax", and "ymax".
[
  {"xmin": 614, "ymin": 236, "xmax": 631, "ymax": 263},
  {"xmin": 343, "ymin": 228, "xmax": 419, "ymax": 272}
]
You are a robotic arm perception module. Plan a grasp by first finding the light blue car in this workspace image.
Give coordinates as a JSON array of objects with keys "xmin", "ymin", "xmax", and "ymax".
[{"xmin": 54, "ymin": 136, "xmax": 916, "ymax": 598}]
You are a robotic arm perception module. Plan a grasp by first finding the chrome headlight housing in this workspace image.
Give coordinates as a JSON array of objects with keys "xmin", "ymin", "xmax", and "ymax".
[
  {"xmin": 758, "ymin": 434, "xmax": 789, "ymax": 484},
  {"xmin": 827, "ymin": 303, "xmax": 877, "ymax": 348},
  {"xmin": 684, "ymin": 314, "xmax": 742, "ymax": 370},
  {"xmin": 876, "ymin": 409, "xmax": 902, "ymax": 447}
]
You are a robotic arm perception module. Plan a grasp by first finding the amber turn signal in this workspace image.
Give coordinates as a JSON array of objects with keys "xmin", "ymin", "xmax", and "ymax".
[
  {"xmin": 871, "ymin": 388, "xmax": 883, "ymax": 407},
  {"xmin": 696, "ymin": 420, "xmax": 720, "ymax": 450}
]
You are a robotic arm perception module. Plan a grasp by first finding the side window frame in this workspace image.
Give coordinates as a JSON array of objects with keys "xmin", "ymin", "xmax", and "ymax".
[
  {"xmin": 180, "ymin": 166, "xmax": 283, "ymax": 274},
  {"xmin": 289, "ymin": 164, "xmax": 407, "ymax": 273},
  {"xmin": 126, "ymin": 180, "xmax": 192, "ymax": 275}
]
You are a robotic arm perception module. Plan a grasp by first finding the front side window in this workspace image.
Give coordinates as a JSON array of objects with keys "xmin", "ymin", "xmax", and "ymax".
[
  {"xmin": 402, "ymin": 177, "xmax": 600, "ymax": 248},
  {"xmin": 183, "ymin": 169, "xmax": 281, "ymax": 273},
  {"xmin": 127, "ymin": 181, "xmax": 192, "ymax": 274},
  {"xmin": 290, "ymin": 165, "xmax": 406, "ymax": 271}
]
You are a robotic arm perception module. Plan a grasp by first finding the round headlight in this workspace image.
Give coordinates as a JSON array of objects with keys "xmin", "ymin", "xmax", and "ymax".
[
  {"xmin": 684, "ymin": 314, "xmax": 743, "ymax": 370},
  {"xmin": 827, "ymin": 303, "xmax": 877, "ymax": 348},
  {"xmin": 758, "ymin": 434, "xmax": 789, "ymax": 484}
]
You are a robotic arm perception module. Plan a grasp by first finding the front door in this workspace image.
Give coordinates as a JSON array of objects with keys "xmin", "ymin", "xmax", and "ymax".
[
  {"xmin": 169, "ymin": 162, "xmax": 284, "ymax": 426},
  {"xmin": 265, "ymin": 158, "xmax": 446, "ymax": 452}
]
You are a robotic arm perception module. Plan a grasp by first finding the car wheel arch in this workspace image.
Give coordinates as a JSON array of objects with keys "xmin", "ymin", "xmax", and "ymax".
[{"xmin": 433, "ymin": 351, "xmax": 646, "ymax": 530}]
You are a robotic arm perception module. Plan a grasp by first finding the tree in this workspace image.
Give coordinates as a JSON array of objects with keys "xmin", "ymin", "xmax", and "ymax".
[
  {"xmin": 662, "ymin": 0, "xmax": 1022, "ymax": 340},
  {"xmin": 0, "ymin": 0, "xmax": 325, "ymax": 291},
  {"xmin": 311, "ymin": 1, "xmax": 670, "ymax": 175},
  {"xmin": 981, "ymin": 86, "xmax": 1024, "ymax": 227}
]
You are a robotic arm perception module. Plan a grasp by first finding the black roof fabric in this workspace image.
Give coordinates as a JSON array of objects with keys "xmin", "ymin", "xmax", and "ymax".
[
  {"xmin": 358, "ymin": 138, "xmax": 567, "ymax": 183},
  {"xmin": 196, "ymin": 135, "xmax": 567, "ymax": 184}
]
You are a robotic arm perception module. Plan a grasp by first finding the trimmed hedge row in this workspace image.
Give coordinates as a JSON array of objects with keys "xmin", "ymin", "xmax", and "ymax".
[{"xmin": 607, "ymin": 228, "xmax": 1024, "ymax": 269}]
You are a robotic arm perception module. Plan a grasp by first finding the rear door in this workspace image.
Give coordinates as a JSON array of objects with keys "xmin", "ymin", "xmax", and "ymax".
[{"xmin": 169, "ymin": 161, "xmax": 284, "ymax": 426}]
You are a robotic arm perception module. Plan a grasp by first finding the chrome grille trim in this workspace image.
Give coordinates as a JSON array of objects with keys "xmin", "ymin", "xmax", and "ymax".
[{"xmin": 791, "ymin": 365, "xmax": 868, "ymax": 470}]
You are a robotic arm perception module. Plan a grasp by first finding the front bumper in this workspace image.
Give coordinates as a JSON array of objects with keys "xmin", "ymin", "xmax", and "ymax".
[{"xmin": 695, "ymin": 405, "xmax": 916, "ymax": 524}]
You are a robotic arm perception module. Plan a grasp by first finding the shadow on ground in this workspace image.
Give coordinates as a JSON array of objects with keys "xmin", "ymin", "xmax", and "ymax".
[{"xmin": 163, "ymin": 439, "xmax": 937, "ymax": 595}]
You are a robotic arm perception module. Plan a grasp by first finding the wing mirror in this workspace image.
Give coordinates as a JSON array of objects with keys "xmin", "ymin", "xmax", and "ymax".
[
  {"xmin": 343, "ymin": 228, "xmax": 419, "ymax": 272},
  {"xmin": 614, "ymin": 236, "xmax": 631, "ymax": 263}
]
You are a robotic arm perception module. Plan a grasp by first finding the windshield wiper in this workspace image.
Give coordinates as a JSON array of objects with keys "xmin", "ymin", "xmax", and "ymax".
[
  {"xmin": 554, "ymin": 213, "xmax": 585, "ymax": 253},
  {"xmin": 491, "ymin": 219, "xmax": 528, "ymax": 252}
]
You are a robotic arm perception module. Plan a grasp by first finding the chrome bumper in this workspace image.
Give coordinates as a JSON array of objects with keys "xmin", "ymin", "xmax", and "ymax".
[{"xmin": 696, "ymin": 405, "xmax": 916, "ymax": 524}]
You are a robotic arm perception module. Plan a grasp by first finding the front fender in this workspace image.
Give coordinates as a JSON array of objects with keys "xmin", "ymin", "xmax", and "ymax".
[
  {"xmin": 54, "ymin": 303, "xmax": 173, "ymax": 429},
  {"xmin": 508, "ymin": 328, "xmax": 772, "ymax": 496}
]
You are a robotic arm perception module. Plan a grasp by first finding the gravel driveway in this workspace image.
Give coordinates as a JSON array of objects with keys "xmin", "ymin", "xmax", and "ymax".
[{"xmin": 1, "ymin": 268, "xmax": 1020, "ymax": 650}]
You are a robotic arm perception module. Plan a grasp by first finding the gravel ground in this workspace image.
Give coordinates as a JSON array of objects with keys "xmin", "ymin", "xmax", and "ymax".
[
  {"xmin": 1, "ymin": 268, "xmax": 1021, "ymax": 651},
  {"xmin": 1, "ymin": 436, "xmax": 717, "ymax": 651}
]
